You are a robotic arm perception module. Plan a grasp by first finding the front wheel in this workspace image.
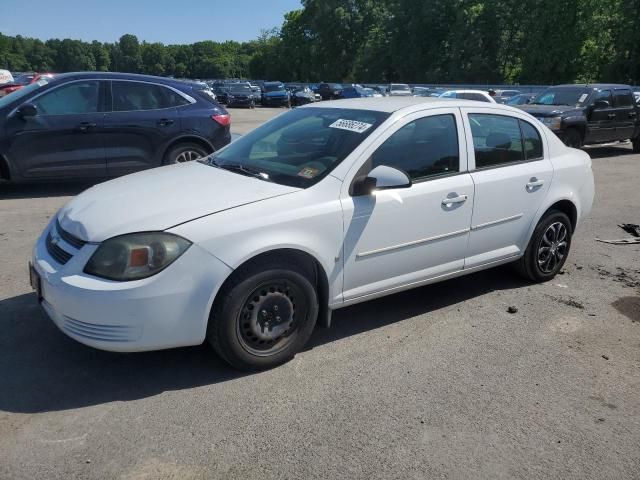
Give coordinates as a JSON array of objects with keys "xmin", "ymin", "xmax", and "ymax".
[
  {"xmin": 563, "ymin": 128, "xmax": 582, "ymax": 149},
  {"xmin": 515, "ymin": 210, "xmax": 573, "ymax": 282},
  {"xmin": 207, "ymin": 259, "xmax": 319, "ymax": 370}
]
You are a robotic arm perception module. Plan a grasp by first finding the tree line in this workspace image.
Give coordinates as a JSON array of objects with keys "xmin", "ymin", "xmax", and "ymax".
[{"xmin": 1, "ymin": 0, "xmax": 639, "ymax": 85}]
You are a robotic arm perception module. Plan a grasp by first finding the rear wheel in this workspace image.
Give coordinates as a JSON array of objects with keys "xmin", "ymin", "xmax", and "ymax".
[
  {"xmin": 516, "ymin": 210, "xmax": 573, "ymax": 282},
  {"xmin": 563, "ymin": 128, "xmax": 582, "ymax": 149},
  {"xmin": 163, "ymin": 142, "xmax": 208, "ymax": 165},
  {"xmin": 633, "ymin": 136, "xmax": 640, "ymax": 153},
  {"xmin": 207, "ymin": 258, "xmax": 319, "ymax": 370}
]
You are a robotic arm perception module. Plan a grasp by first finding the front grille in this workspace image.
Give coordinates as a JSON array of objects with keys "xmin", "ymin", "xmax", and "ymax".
[
  {"xmin": 56, "ymin": 220, "xmax": 86, "ymax": 249},
  {"xmin": 46, "ymin": 232, "xmax": 73, "ymax": 264}
]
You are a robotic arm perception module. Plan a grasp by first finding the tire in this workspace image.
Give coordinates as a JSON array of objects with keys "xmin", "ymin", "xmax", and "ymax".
[
  {"xmin": 563, "ymin": 128, "xmax": 582, "ymax": 149},
  {"xmin": 286, "ymin": 99, "xmax": 291, "ymax": 108},
  {"xmin": 633, "ymin": 136, "xmax": 640, "ymax": 153},
  {"xmin": 163, "ymin": 142, "xmax": 208, "ymax": 165},
  {"xmin": 250, "ymin": 100, "xmax": 255, "ymax": 109},
  {"xmin": 515, "ymin": 210, "xmax": 573, "ymax": 282},
  {"xmin": 207, "ymin": 257, "xmax": 319, "ymax": 370}
]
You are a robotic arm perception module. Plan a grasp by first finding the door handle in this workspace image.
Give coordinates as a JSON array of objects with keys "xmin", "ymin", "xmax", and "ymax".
[
  {"xmin": 607, "ymin": 113, "xmax": 616, "ymax": 119},
  {"xmin": 526, "ymin": 178, "xmax": 544, "ymax": 190},
  {"xmin": 441, "ymin": 194, "xmax": 468, "ymax": 206},
  {"xmin": 77, "ymin": 122, "xmax": 96, "ymax": 132},
  {"xmin": 157, "ymin": 118, "xmax": 174, "ymax": 126}
]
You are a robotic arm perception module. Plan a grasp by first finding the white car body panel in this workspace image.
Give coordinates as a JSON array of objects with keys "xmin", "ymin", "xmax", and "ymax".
[{"xmin": 32, "ymin": 97, "xmax": 595, "ymax": 352}]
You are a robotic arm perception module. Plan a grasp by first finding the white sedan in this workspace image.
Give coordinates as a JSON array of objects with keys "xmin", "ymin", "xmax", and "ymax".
[
  {"xmin": 31, "ymin": 98, "xmax": 594, "ymax": 370},
  {"xmin": 440, "ymin": 89, "xmax": 497, "ymax": 103}
]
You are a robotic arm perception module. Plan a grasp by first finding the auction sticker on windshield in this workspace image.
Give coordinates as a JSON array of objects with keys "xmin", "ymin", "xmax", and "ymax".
[
  {"xmin": 329, "ymin": 119, "xmax": 373, "ymax": 133},
  {"xmin": 297, "ymin": 166, "xmax": 321, "ymax": 179}
]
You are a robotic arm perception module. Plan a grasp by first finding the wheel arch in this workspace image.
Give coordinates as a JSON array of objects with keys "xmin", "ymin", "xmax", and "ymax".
[
  {"xmin": 545, "ymin": 199, "xmax": 578, "ymax": 231},
  {"xmin": 161, "ymin": 135, "xmax": 215, "ymax": 163},
  {"xmin": 210, "ymin": 248, "xmax": 332, "ymax": 329},
  {"xmin": 0, "ymin": 153, "xmax": 12, "ymax": 181}
]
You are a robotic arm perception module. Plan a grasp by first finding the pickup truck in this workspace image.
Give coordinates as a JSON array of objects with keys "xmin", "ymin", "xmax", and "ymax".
[{"xmin": 518, "ymin": 83, "xmax": 640, "ymax": 152}]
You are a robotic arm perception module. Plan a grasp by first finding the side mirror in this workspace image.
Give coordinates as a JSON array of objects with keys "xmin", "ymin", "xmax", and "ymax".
[
  {"xmin": 592, "ymin": 99, "xmax": 610, "ymax": 110},
  {"xmin": 352, "ymin": 165, "xmax": 412, "ymax": 196},
  {"xmin": 16, "ymin": 103, "xmax": 38, "ymax": 118}
]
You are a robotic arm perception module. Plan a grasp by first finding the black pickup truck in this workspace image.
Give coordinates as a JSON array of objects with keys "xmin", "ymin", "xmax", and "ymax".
[{"xmin": 518, "ymin": 84, "xmax": 640, "ymax": 152}]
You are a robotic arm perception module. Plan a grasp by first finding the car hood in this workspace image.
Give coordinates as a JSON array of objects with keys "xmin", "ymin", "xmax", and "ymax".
[
  {"xmin": 58, "ymin": 162, "xmax": 299, "ymax": 243},
  {"xmin": 517, "ymin": 104, "xmax": 583, "ymax": 117}
]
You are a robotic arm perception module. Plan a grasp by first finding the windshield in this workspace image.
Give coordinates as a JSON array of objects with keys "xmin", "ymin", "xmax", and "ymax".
[
  {"xmin": 265, "ymin": 84, "xmax": 285, "ymax": 92},
  {"xmin": 391, "ymin": 84, "xmax": 410, "ymax": 91},
  {"xmin": 201, "ymin": 107, "xmax": 390, "ymax": 188},
  {"xmin": 531, "ymin": 87, "xmax": 590, "ymax": 106},
  {"xmin": 229, "ymin": 85, "xmax": 251, "ymax": 93},
  {"xmin": 0, "ymin": 80, "xmax": 47, "ymax": 109},
  {"xmin": 14, "ymin": 74, "xmax": 35, "ymax": 85}
]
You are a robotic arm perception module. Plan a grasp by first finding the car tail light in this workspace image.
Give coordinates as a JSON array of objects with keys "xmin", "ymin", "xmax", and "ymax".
[{"xmin": 212, "ymin": 114, "xmax": 230, "ymax": 126}]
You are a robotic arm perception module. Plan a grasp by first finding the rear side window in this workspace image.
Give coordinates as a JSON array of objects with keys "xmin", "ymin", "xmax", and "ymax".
[
  {"xmin": 112, "ymin": 81, "xmax": 185, "ymax": 111},
  {"xmin": 371, "ymin": 114, "xmax": 459, "ymax": 181},
  {"xmin": 594, "ymin": 89, "xmax": 612, "ymax": 105},
  {"xmin": 465, "ymin": 93, "xmax": 489, "ymax": 102},
  {"xmin": 33, "ymin": 81, "xmax": 100, "ymax": 115},
  {"xmin": 469, "ymin": 114, "xmax": 525, "ymax": 168},
  {"xmin": 520, "ymin": 120, "xmax": 543, "ymax": 160},
  {"xmin": 613, "ymin": 89, "xmax": 634, "ymax": 108}
]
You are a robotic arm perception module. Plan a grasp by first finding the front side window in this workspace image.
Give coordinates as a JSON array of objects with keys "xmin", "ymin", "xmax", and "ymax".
[
  {"xmin": 371, "ymin": 114, "xmax": 460, "ymax": 181},
  {"xmin": 594, "ymin": 89, "xmax": 612, "ymax": 105},
  {"xmin": 203, "ymin": 107, "xmax": 389, "ymax": 188},
  {"xmin": 33, "ymin": 80, "xmax": 100, "ymax": 115},
  {"xmin": 112, "ymin": 81, "xmax": 177, "ymax": 111},
  {"xmin": 470, "ymin": 114, "xmax": 525, "ymax": 168}
]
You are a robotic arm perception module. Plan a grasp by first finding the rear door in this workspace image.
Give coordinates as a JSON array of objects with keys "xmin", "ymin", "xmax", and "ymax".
[
  {"xmin": 612, "ymin": 88, "xmax": 637, "ymax": 141},
  {"xmin": 4, "ymin": 79, "xmax": 106, "ymax": 178},
  {"xmin": 586, "ymin": 89, "xmax": 616, "ymax": 143},
  {"xmin": 103, "ymin": 80, "xmax": 184, "ymax": 176},
  {"xmin": 461, "ymin": 107, "xmax": 553, "ymax": 267}
]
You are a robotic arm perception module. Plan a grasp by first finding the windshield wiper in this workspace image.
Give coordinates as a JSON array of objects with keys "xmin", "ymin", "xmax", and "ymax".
[{"xmin": 213, "ymin": 161, "xmax": 273, "ymax": 182}]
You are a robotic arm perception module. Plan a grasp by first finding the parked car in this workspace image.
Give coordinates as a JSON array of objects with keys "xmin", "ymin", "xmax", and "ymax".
[
  {"xmin": 341, "ymin": 85, "xmax": 373, "ymax": 99},
  {"xmin": 518, "ymin": 84, "xmax": 640, "ymax": 150},
  {"xmin": 190, "ymin": 81, "xmax": 216, "ymax": 101},
  {"xmin": 0, "ymin": 72, "xmax": 231, "ymax": 182},
  {"xmin": 250, "ymin": 85, "xmax": 262, "ymax": 104},
  {"xmin": 363, "ymin": 87, "xmax": 383, "ymax": 98},
  {"xmin": 493, "ymin": 89, "xmax": 522, "ymax": 104},
  {"xmin": 439, "ymin": 90, "xmax": 497, "ymax": 103},
  {"xmin": 412, "ymin": 87, "xmax": 442, "ymax": 97},
  {"xmin": 30, "ymin": 97, "xmax": 594, "ymax": 370},
  {"xmin": 262, "ymin": 81, "xmax": 291, "ymax": 107},
  {"xmin": 290, "ymin": 86, "xmax": 317, "ymax": 106},
  {"xmin": 226, "ymin": 84, "xmax": 256, "ymax": 108},
  {"xmin": 317, "ymin": 83, "xmax": 344, "ymax": 101},
  {"xmin": 506, "ymin": 93, "xmax": 536, "ymax": 106},
  {"xmin": 0, "ymin": 69, "xmax": 14, "ymax": 85},
  {"xmin": 0, "ymin": 72, "xmax": 55, "ymax": 98},
  {"xmin": 212, "ymin": 85, "xmax": 230, "ymax": 104},
  {"xmin": 388, "ymin": 83, "xmax": 412, "ymax": 97}
]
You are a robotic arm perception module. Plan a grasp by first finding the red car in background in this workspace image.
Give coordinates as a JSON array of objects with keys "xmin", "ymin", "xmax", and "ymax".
[{"xmin": 0, "ymin": 72, "xmax": 55, "ymax": 98}]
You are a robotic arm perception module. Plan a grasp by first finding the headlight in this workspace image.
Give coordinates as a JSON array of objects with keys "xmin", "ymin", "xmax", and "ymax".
[
  {"xmin": 84, "ymin": 233, "xmax": 191, "ymax": 281},
  {"xmin": 541, "ymin": 116, "xmax": 562, "ymax": 130}
]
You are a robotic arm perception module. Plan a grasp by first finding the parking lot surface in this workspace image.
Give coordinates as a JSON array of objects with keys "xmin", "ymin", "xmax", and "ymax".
[{"xmin": 1, "ymin": 107, "xmax": 639, "ymax": 480}]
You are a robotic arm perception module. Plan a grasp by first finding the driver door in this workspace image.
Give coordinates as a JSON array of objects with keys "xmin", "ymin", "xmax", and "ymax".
[
  {"xmin": 586, "ymin": 89, "xmax": 615, "ymax": 144},
  {"xmin": 340, "ymin": 108, "xmax": 474, "ymax": 303},
  {"xmin": 4, "ymin": 79, "xmax": 106, "ymax": 178}
]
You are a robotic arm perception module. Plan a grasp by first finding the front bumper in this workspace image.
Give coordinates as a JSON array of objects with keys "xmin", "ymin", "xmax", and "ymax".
[
  {"xmin": 32, "ymin": 219, "xmax": 232, "ymax": 352},
  {"xmin": 262, "ymin": 96, "xmax": 289, "ymax": 106}
]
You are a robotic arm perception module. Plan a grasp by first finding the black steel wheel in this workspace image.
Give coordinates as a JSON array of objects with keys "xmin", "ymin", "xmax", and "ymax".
[
  {"xmin": 515, "ymin": 210, "xmax": 573, "ymax": 282},
  {"xmin": 563, "ymin": 128, "xmax": 582, "ymax": 149},
  {"xmin": 207, "ymin": 258, "xmax": 319, "ymax": 370}
]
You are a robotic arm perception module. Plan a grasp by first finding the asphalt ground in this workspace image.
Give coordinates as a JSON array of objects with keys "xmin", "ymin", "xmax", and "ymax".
[{"xmin": 1, "ymin": 106, "xmax": 639, "ymax": 479}]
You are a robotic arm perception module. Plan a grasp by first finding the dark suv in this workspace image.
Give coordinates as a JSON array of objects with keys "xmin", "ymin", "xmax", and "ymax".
[
  {"xmin": 518, "ymin": 83, "xmax": 640, "ymax": 151},
  {"xmin": 0, "ymin": 72, "xmax": 231, "ymax": 182}
]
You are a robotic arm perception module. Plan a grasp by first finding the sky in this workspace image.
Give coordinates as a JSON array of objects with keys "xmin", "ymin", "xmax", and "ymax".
[{"xmin": 0, "ymin": 0, "xmax": 302, "ymax": 44}]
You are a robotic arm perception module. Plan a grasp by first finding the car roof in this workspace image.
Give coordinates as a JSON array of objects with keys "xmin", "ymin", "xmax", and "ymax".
[
  {"xmin": 302, "ymin": 96, "xmax": 505, "ymax": 113},
  {"xmin": 551, "ymin": 83, "xmax": 632, "ymax": 90},
  {"xmin": 49, "ymin": 71, "xmax": 194, "ymax": 89},
  {"xmin": 443, "ymin": 89, "xmax": 489, "ymax": 95}
]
